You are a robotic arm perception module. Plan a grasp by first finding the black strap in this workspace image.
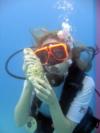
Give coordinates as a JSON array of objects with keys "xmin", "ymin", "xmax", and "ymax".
[
  {"xmin": 60, "ymin": 62, "xmax": 85, "ymax": 115},
  {"xmin": 30, "ymin": 95, "xmax": 42, "ymax": 117}
]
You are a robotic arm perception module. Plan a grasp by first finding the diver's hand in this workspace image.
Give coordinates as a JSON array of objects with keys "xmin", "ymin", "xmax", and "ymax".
[
  {"xmin": 23, "ymin": 48, "xmax": 49, "ymax": 91},
  {"xmin": 23, "ymin": 79, "xmax": 34, "ymax": 92},
  {"xmin": 30, "ymin": 77, "xmax": 58, "ymax": 107}
]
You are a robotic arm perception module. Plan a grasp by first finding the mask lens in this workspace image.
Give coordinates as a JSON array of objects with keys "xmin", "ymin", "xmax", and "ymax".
[
  {"xmin": 51, "ymin": 46, "xmax": 67, "ymax": 59},
  {"xmin": 35, "ymin": 50, "xmax": 48, "ymax": 64}
]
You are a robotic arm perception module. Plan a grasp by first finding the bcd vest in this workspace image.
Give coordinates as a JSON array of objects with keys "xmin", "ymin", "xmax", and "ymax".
[
  {"xmin": 30, "ymin": 62, "xmax": 100, "ymax": 133},
  {"xmin": 30, "ymin": 61, "xmax": 85, "ymax": 117}
]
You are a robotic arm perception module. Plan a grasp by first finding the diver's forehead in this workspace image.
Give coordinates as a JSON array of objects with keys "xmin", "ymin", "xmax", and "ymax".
[{"xmin": 42, "ymin": 38, "xmax": 59, "ymax": 46}]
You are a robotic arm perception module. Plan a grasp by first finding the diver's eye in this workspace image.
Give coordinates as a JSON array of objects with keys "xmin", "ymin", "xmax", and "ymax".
[{"xmin": 51, "ymin": 46, "xmax": 66, "ymax": 59}]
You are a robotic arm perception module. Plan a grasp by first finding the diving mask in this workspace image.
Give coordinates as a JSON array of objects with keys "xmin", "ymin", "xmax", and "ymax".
[{"xmin": 34, "ymin": 42, "xmax": 69, "ymax": 65}]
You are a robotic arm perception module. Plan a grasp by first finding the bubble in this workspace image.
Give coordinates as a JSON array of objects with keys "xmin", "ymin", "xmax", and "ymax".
[
  {"xmin": 54, "ymin": 0, "xmax": 74, "ymax": 32},
  {"xmin": 62, "ymin": 22, "xmax": 72, "ymax": 33},
  {"xmin": 54, "ymin": 0, "xmax": 74, "ymax": 12},
  {"xmin": 53, "ymin": 0, "xmax": 75, "ymax": 48}
]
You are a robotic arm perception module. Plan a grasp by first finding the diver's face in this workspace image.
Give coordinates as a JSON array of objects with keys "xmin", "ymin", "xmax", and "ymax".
[
  {"xmin": 42, "ymin": 38, "xmax": 71, "ymax": 76},
  {"xmin": 48, "ymin": 59, "xmax": 70, "ymax": 76}
]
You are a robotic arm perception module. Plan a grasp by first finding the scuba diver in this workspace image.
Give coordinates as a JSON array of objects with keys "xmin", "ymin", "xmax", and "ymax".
[{"xmin": 14, "ymin": 26, "xmax": 100, "ymax": 133}]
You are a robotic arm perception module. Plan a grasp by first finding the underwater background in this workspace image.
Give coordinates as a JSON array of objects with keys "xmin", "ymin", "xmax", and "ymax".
[{"xmin": 0, "ymin": 0, "xmax": 99, "ymax": 133}]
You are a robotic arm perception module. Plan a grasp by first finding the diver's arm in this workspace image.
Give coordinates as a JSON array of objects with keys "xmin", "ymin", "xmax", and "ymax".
[
  {"xmin": 33, "ymin": 78, "xmax": 77, "ymax": 133},
  {"xmin": 14, "ymin": 80, "xmax": 33, "ymax": 127},
  {"xmin": 49, "ymin": 99, "xmax": 77, "ymax": 133}
]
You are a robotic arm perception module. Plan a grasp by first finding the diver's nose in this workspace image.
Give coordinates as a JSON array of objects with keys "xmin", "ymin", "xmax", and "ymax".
[{"xmin": 47, "ymin": 55, "xmax": 57, "ymax": 65}]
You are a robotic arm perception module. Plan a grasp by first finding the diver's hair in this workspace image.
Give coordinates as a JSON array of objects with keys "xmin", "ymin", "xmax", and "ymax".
[
  {"xmin": 31, "ymin": 28, "xmax": 67, "ymax": 45},
  {"xmin": 37, "ymin": 32, "xmax": 66, "ymax": 47},
  {"xmin": 32, "ymin": 29, "xmax": 99, "ymax": 71},
  {"xmin": 72, "ymin": 46, "xmax": 100, "ymax": 71},
  {"xmin": 32, "ymin": 31, "xmax": 71, "ymax": 52}
]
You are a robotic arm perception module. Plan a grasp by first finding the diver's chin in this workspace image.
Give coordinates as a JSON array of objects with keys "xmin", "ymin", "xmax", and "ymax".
[
  {"xmin": 43, "ymin": 65, "xmax": 65, "ymax": 87},
  {"xmin": 46, "ymin": 66, "xmax": 60, "ymax": 75},
  {"xmin": 46, "ymin": 72, "xmax": 64, "ymax": 87},
  {"xmin": 45, "ymin": 64, "xmax": 67, "ymax": 77}
]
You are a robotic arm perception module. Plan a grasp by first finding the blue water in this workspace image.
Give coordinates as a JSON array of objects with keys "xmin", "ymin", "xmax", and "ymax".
[{"xmin": 0, "ymin": 0, "xmax": 96, "ymax": 133}]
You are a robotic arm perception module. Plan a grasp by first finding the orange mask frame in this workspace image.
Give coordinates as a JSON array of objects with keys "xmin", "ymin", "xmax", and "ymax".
[{"xmin": 34, "ymin": 43, "xmax": 69, "ymax": 65}]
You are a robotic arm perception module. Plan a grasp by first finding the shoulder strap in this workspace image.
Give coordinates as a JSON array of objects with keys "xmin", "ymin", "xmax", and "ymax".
[
  {"xmin": 60, "ymin": 62, "xmax": 85, "ymax": 115},
  {"xmin": 30, "ymin": 95, "xmax": 42, "ymax": 117}
]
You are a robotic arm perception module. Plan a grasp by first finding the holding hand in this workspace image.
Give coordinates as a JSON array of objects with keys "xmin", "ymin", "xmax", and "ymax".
[
  {"xmin": 23, "ymin": 48, "xmax": 48, "ymax": 81},
  {"xmin": 31, "ymin": 77, "xmax": 58, "ymax": 107},
  {"xmin": 23, "ymin": 48, "xmax": 57, "ymax": 106}
]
